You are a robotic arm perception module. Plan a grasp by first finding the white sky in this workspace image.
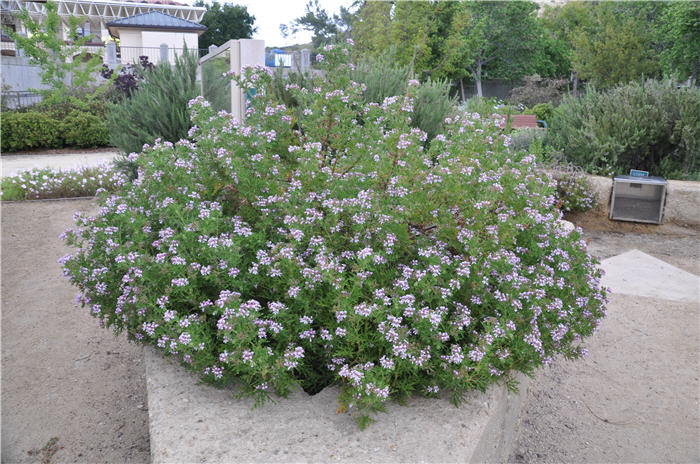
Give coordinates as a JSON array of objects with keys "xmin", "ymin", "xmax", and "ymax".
[{"xmin": 187, "ymin": 0, "xmax": 354, "ymax": 47}]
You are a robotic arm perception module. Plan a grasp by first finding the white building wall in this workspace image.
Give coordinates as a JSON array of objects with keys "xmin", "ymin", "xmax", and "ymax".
[
  {"xmin": 118, "ymin": 29, "xmax": 142, "ymax": 48},
  {"xmin": 141, "ymin": 30, "xmax": 197, "ymax": 51}
]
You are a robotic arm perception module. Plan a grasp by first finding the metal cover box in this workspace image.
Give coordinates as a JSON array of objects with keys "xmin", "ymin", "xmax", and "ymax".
[{"xmin": 610, "ymin": 175, "xmax": 667, "ymax": 224}]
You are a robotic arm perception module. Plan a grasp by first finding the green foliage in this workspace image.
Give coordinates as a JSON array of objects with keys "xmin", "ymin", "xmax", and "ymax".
[
  {"xmin": 3, "ymin": 0, "xmax": 108, "ymax": 105},
  {"xmin": 106, "ymin": 47, "xmax": 200, "ymax": 155},
  {"xmin": 60, "ymin": 111, "xmax": 110, "ymax": 148},
  {"xmin": 351, "ymin": 49, "xmax": 410, "ymax": 103},
  {"xmin": 658, "ymin": 1, "xmax": 700, "ymax": 84},
  {"xmin": 1, "ymin": 111, "xmax": 63, "ymax": 151},
  {"xmin": 61, "ymin": 42, "xmax": 607, "ymax": 427},
  {"xmin": 508, "ymin": 128, "xmax": 546, "ymax": 153},
  {"xmin": 412, "ymin": 78, "xmax": 457, "ymax": 141},
  {"xmin": 280, "ymin": 0, "xmax": 354, "ymax": 50},
  {"xmin": 459, "ymin": 1, "xmax": 541, "ymax": 97},
  {"xmin": 531, "ymin": 103, "xmax": 554, "ymax": 122},
  {"xmin": 547, "ymin": 80, "xmax": 700, "ymax": 179},
  {"xmin": 571, "ymin": 3, "xmax": 661, "ymax": 87},
  {"xmin": 1, "ymin": 94, "xmax": 110, "ymax": 152},
  {"xmin": 351, "ymin": 1, "xmax": 393, "ymax": 60},
  {"xmin": 350, "ymin": 49, "xmax": 456, "ymax": 142},
  {"xmin": 1, "ymin": 165, "xmax": 127, "ymax": 201},
  {"xmin": 194, "ymin": 1, "xmax": 257, "ymax": 50}
]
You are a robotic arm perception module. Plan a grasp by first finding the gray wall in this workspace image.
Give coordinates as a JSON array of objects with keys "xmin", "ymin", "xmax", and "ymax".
[{"xmin": 1, "ymin": 55, "xmax": 51, "ymax": 92}]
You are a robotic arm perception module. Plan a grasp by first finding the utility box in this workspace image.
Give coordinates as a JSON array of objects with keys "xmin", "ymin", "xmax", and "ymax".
[{"xmin": 610, "ymin": 175, "xmax": 667, "ymax": 224}]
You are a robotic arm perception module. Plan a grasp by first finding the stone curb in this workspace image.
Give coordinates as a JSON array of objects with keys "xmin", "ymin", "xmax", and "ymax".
[{"xmin": 145, "ymin": 348, "xmax": 530, "ymax": 463}]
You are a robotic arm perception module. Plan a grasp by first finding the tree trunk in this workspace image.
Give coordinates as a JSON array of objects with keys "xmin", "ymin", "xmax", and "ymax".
[
  {"xmin": 689, "ymin": 59, "xmax": 698, "ymax": 87},
  {"xmin": 459, "ymin": 77, "xmax": 465, "ymax": 102},
  {"xmin": 476, "ymin": 61, "xmax": 483, "ymax": 98},
  {"xmin": 572, "ymin": 71, "xmax": 579, "ymax": 97}
]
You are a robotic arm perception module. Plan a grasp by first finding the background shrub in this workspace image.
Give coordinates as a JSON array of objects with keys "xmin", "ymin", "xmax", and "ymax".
[
  {"xmin": 527, "ymin": 103, "xmax": 555, "ymax": 122},
  {"xmin": 351, "ymin": 49, "xmax": 409, "ymax": 104},
  {"xmin": 351, "ymin": 48, "xmax": 456, "ymax": 142},
  {"xmin": 508, "ymin": 128, "xmax": 547, "ymax": 153},
  {"xmin": 547, "ymin": 80, "xmax": 699, "ymax": 179},
  {"xmin": 106, "ymin": 47, "xmax": 200, "ymax": 155},
  {"xmin": 545, "ymin": 161, "xmax": 599, "ymax": 213},
  {"xmin": 60, "ymin": 111, "xmax": 110, "ymax": 148},
  {"xmin": 1, "ymin": 94, "xmax": 111, "ymax": 152},
  {"xmin": 1, "ymin": 111, "xmax": 63, "ymax": 151}
]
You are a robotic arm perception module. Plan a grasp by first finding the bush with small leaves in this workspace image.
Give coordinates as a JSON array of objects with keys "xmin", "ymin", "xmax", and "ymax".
[{"xmin": 61, "ymin": 41, "xmax": 607, "ymax": 429}]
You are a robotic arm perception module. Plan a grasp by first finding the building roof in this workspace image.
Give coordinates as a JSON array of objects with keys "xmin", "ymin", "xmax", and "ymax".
[
  {"xmin": 123, "ymin": 0, "xmax": 187, "ymax": 6},
  {"xmin": 107, "ymin": 11, "xmax": 207, "ymax": 37}
]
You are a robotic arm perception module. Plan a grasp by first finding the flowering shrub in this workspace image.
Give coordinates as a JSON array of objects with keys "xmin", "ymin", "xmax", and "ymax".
[
  {"xmin": 61, "ymin": 42, "xmax": 607, "ymax": 428},
  {"xmin": 1, "ymin": 164, "xmax": 128, "ymax": 200},
  {"xmin": 550, "ymin": 165, "xmax": 599, "ymax": 213}
]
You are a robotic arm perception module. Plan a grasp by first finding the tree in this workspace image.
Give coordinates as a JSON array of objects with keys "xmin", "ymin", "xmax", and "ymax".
[
  {"xmin": 571, "ymin": 3, "xmax": 661, "ymax": 88},
  {"xmin": 539, "ymin": 1, "xmax": 594, "ymax": 95},
  {"xmin": 3, "ymin": 0, "xmax": 106, "ymax": 104},
  {"xmin": 280, "ymin": 0, "xmax": 356, "ymax": 50},
  {"xmin": 194, "ymin": 1, "xmax": 256, "ymax": 50},
  {"xmin": 659, "ymin": 1, "xmax": 700, "ymax": 85},
  {"xmin": 351, "ymin": 1, "xmax": 393, "ymax": 60},
  {"xmin": 459, "ymin": 1, "xmax": 541, "ymax": 98}
]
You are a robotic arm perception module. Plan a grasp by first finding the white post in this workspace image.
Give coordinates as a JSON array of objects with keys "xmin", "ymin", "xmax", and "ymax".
[
  {"xmin": 106, "ymin": 41, "xmax": 117, "ymax": 68},
  {"xmin": 301, "ymin": 49, "xmax": 310, "ymax": 73},
  {"xmin": 160, "ymin": 43, "xmax": 169, "ymax": 64},
  {"xmin": 229, "ymin": 39, "xmax": 265, "ymax": 121}
]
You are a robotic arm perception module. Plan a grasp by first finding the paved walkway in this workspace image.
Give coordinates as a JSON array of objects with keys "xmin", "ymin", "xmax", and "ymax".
[{"xmin": 1, "ymin": 151, "xmax": 120, "ymax": 177}]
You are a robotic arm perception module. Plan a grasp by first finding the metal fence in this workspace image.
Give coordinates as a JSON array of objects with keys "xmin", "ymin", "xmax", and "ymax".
[
  {"xmin": 1, "ymin": 90, "xmax": 43, "ymax": 109},
  {"xmin": 116, "ymin": 46, "xmax": 208, "ymax": 66}
]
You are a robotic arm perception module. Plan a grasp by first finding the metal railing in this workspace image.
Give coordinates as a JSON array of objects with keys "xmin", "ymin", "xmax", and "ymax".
[
  {"xmin": 1, "ymin": 90, "xmax": 43, "ymax": 109},
  {"xmin": 115, "ymin": 46, "xmax": 208, "ymax": 66}
]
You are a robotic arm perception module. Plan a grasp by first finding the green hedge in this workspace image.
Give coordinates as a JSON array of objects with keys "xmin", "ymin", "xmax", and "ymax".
[
  {"xmin": 61, "ymin": 111, "xmax": 110, "ymax": 148},
  {"xmin": 547, "ymin": 80, "xmax": 699, "ymax": 180},
  {"xmin": 1, "ymin": 109, "xmax": 110, "ymax": 152},
  {"xmin": 1, "ymin": 112, "xmax": 63, "ymax": 151}
]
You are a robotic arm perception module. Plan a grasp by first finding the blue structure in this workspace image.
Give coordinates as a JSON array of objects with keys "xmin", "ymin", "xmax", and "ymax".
[{"xmin": 265, "ymin": 48, "xmax": 291, "ymax": 67}]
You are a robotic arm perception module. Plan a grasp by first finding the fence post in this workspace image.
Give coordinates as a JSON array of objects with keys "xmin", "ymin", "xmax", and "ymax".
[
  {"xmin": 292, "ymin": 51, "xmax": 301, "ymax": 72},
  {"xmin": 160, "ymin": 43, "xmax": 169, "ymax": 64},
  {"xmin": 106, "ymin": 41, "xmax": 117, "ymax": 68},
  {"xmin": 301, "ymin": 49, "xmax": 310, "ymax": 73},
  {"xmin": 230, "ymin": 39, "xmax": 265, "ymax": 121}
]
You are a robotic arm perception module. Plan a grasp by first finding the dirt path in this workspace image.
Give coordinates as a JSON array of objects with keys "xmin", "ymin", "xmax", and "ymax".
[
  {"xmin": 511, "ymin": 226, "xmax": 700, "ymax": 463},
  {"xmin": 1, "ymin": 199, "xmax": 149, "ymax": 463},
  {"xmin": 1, "ymin": 199, "xmax": 698, "ymax": 463}
]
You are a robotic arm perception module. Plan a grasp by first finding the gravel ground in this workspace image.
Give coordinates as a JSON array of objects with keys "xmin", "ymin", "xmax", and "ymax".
[{"xmin": 1, "ymin": 198, "xmax": 698, "ymax": 463}]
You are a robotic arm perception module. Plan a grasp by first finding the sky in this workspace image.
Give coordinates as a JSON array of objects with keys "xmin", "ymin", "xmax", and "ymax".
[{"xmin": 189, "ymin": 0, "xmax": 355, "ymax": 47}]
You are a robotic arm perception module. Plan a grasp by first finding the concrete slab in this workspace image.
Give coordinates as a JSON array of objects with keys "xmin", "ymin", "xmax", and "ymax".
[
  {"xmin": 601, "ymin": 249, "xmax": 700, "ymax": 303},
  {"xmin": 145, "ymin": 347, "xmax": 529, "ymax": 463},
  {"xmin": 1, "ymin": 152, "xmax": 120, "ymax": 177}
]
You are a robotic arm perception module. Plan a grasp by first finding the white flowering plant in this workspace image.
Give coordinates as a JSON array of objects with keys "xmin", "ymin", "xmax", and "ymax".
[
  {"xmin": 61, "ymin": 42, "xmax": 607, "ymax": 428},
  {"xmin": 1, "ymin": 164, "xmax": 128, "ymax": 201}
]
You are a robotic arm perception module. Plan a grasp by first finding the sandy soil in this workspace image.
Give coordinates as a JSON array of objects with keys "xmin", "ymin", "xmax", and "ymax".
[
  {"xmin": 1, "ymin": 199, "xmax": 149, "ymax": 464},
  {"xmin": 1, "ymin": 199, "xmax": 698, "ymax": 463},
  {"xmin": 511, "ymin": 218, "xmax": 700, "ymax": 463}
]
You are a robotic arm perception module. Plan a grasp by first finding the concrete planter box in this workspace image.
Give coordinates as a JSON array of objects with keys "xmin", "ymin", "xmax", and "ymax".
[{"xmin": 145, "ymin": 347, "xmax": 530, "ymax": 463}]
